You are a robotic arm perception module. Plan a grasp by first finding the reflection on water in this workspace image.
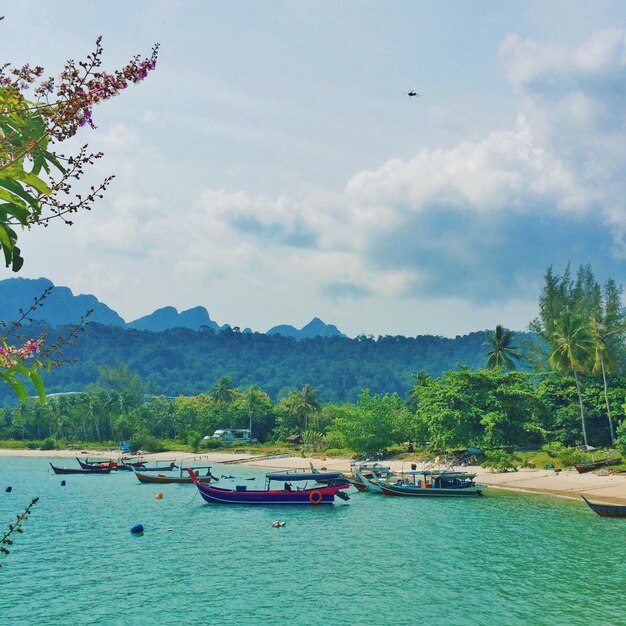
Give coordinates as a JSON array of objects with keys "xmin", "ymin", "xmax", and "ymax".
[{"xmin": 0, "ymin": 456, "xmax": 625, "ymax": 625}]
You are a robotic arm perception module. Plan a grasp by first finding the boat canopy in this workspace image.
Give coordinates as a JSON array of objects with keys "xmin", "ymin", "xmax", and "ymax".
[
  {"xmin": 267, "ymin": 472, "xmax": 344, "ymax": 482},
  {"xmin": 402, "ymin": 471, "xmax": 476, "ymax": 479}
]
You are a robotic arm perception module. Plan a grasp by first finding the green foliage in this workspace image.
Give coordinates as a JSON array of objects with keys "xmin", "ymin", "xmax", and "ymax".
[
  {"xmin": 129, "ymin": 431, "xmax": 165, "ymax": 453},
  {"xmin": 553, "ymin": 446, "xmax": 586, "ymax": 469},
  {"xmin": 0, "ymin": 322, "xmax": 536, "ymax": 407},
  {"xmin": 481, "ymin": 450, "xmax": 518, "ymax": 472},
  {"xmin": 412, "ymin": 368, "xmax": 548, "ymax": 449},
  {"xmin": 484, "ymin": 325, "xmax": 520, "ymax": 370},
  {"xmin": 39, "ymin": 437, "xmax": 56, "ymax": 450},
  {"xmin": 329, "ymin": 389, "xmax": 410, "ymax": 453},
  {"xmin": 186, "ymin": 431, "xmax": 202, "ymax": 451},
  {"xmin": 302, "ymin": 430, "xmax": 324, "ymax": 451},
  {"xmin": 199, "ymin": 438, "xmax": 224, "ymax": 450}
]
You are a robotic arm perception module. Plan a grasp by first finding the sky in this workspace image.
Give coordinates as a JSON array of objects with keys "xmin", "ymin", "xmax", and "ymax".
[{"xmin": 2, "ymin": 1, "xmax": 625, "ymax": 337}]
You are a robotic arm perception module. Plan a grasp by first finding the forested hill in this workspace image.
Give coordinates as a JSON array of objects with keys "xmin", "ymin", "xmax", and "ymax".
[{"xmin": 2, "ymin": 323, "xmax": 534, "ymax": 406}]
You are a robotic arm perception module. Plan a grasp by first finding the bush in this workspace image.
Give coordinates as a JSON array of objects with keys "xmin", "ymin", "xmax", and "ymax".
[
  {"xmin": 199, "ymin": 438, "xmax": 224, "ymax": 450},
  {"xmin": 40, "ymin": 438, "xmax": 57, "ymax": 451},
  {"xmin": 554, "ymin": 446, "xmax": 585, "ymax": 468},
  {"xmin": 187, "ymin": 431, "xmax": 202, "ymax": 451},
  {"xmin": 129, "ymin": 432, "xmax": 165, "ymax": 453},
  {"xmin": 26, "ymin": 441, "xmax": 38, "ymax": 450},
  {"xmin": 481, "ymin": 450, "xmax": 517, "ymax": 472}
]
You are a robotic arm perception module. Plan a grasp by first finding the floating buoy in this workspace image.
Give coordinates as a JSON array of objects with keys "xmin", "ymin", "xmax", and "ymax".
[
  {"xmin": 167, "ymin": 528, "xmax": 173, "ymax": 532},
  {"xmin": 154, "ymin": 492, "xmax": 163, "ymax": 500},
  {"xmin": 130, "ymin": 524, "xmax": 144, "ymax": 534},
  {"xmin": 5, "ymin": 486, "xmax": 12, "ymax": 493},
  {"xmin": 61, "ymin": 480, "xmax": 66, "ymax": 486}
]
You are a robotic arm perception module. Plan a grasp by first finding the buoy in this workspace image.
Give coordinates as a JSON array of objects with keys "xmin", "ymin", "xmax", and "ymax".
[
  {"xmin": 154, "ymin": 492, "xmax": 163, "ymax": 500},
  {"xmin": 167, "ymin": 528, "xmax": 173, "ymax": 532},
  {"xmin": 61, "ymin": 480, "xmax": 66, "ymax": 486},
  {"xmin": 5, "ymin": 486, "xmax": 12, "ymax": 493},
  {"xmin": 130, "ymin": 524, "xmax": 144, "ymax": 534}
]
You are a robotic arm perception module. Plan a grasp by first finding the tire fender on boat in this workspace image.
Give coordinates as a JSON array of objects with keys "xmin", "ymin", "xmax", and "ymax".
[{"xmin": 309, "ymin": 490, "xmax": 322, "ymax": 505}]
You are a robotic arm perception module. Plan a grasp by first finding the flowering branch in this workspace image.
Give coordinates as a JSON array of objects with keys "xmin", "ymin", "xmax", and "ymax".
[
  {"xmin": 0, "ymin": 497, "xmax": 39, "ymax": 566},
  {"xmin": 0, "ymin": 32, "xmax": 159, "ymax": 270}
]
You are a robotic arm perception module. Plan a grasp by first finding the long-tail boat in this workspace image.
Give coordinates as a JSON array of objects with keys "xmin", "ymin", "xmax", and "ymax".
[
  {"xmin": 134, "ymin": 465, "xmax": 216, "ymax": 484},
  {"xmin": 131, "ymin": 461, "xmax": 177, "ymax": 472},
  {"xmin": 581, "ymin": 496, "xmax": 626, "ymax": 518},
  {"xmin": 341, "ymin": 462, "xmax": 393, "ymax": 492},
  {"xmin": 76, "ymin": 457, "xmax": 146, "ymax": 471},
  {"xmin": 187, "ymin": 468, "xmax": 350, "ymax": 505},
  {"xmin": 362, "ymin": 469, "xmax": 486, "ymax": 497},
  {"xmin": 50, "ymin": 463, "xmax": 112, "ymax": 475}
]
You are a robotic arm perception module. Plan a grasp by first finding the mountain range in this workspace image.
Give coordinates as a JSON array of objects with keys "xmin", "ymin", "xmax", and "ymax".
[{"xmin": 0, "ymin": 277, "xmax": 345, "ymax": 340}]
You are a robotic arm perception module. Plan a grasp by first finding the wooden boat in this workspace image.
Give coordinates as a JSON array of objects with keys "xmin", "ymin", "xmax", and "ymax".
[
  {"xmin": 132, "ymin": 461, "xmax": 177, "ymax": 472},
  {"xmin": 342, "ymin": 462, "xmax": 393, "ymax": 492},
  {"xmin": 76, "ymin": 457, "xmax": 146, "ymax": 471},
  {"xmin": 134, "ymin": 465, "xmax": 216, "ymax": 484},
  {"xmin": 354, "ymin": 464, "xmax": 395, "ymax": 493},
  {"xmin": 187, "ymin": 469, "xmax": 350, "ymax": 505},
  {"xmin": 582, "ymin": 496, "xmax": 626, "ymax": 518},
  {"xmin": 574, "ymin": 458, "xmax": 620, "ymax": 474},
  {"xmin": 50, "ymin": 463, "xmax": 111, "ymax": 475},
  {"xmin": 365, "ymin": 470, "xmax": 486, "ymax": 497}
]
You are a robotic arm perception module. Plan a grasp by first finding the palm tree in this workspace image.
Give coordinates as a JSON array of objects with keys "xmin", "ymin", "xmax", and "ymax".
[
  {"xmin": 293, "ymin": 384, "xmax": 321, "ymax": 433},
  {"xmin": 485, "ymin": 325, "xmax": 520, "ymax": 370},
  {"xmin": 589, "ymin": 316, "xmax": 624, "ymax": 445},
  {"xmin": 549, "ymin": 313, "xmax": 594, "ymax": 446},
  {"xmin": 211, "ymin": 376, "xmax": 235, "ymax": 404},
  {"xmin": 241, "ymin": 386, "xmax": 268, "ymax": 438}
]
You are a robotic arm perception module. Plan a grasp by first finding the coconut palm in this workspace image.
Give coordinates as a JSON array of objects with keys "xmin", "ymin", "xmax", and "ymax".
[
  {"xmin": 290, "ymin": 384, "xmax": 321, "ymax": 433},
  {"xmin": 211, "ymin": 376, "xmax": 236, "ymax": 404},
  {"xmin": 241, "ymin": 386, "xmax": 269, "ymax": 438},
  {"xmin": 484, "ymin": 325, "xmax": 520, "ymax": 370},
  {"xmin": 549, "ymin": 313, "xmax": 594, "ymax": 446},
  {"xmin": 590, "ymin": 316, "xmax": 625, "ymax": 445}
]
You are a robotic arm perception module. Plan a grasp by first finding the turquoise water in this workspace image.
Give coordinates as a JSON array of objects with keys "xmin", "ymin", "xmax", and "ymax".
[{"xmin": 1, "ymin": 457, "xmax": 625, "ymax": 626}]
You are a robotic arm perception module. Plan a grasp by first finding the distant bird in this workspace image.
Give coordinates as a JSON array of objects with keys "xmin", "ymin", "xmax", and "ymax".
[{"xmin": 406, "ymin": 89, "xmax": 420, "ymax": 97}]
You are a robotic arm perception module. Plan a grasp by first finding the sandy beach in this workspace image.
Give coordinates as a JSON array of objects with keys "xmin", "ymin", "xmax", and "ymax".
[{"xmin": 2, "ymin": 447, "xmax": 625, "ymax": 506}]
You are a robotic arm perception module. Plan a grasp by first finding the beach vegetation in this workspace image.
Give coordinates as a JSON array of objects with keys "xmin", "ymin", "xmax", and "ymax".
[{"xmin": 481, "ymin": 450, "xmax": 518, "ymax": 472}]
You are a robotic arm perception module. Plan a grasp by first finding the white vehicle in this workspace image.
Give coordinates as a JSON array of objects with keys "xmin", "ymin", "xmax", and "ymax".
[{"xmin": 203, "ymin": 429, "xmax": 256, "ymax": 444}]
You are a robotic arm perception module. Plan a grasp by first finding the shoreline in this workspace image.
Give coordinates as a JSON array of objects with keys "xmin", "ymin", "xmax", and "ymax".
[{"xmin": 2, "ymin": 447, "xmax": 625, "ymax": 506}]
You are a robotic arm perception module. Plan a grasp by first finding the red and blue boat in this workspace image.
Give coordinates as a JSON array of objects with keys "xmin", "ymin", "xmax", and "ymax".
[{"xmin": 187, "ymin": 468, "xmax": 350, "ymax": 505}]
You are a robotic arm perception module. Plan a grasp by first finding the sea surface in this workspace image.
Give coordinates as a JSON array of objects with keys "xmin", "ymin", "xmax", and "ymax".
[{"xmin": 0, "ymin": 456, "xmax": 624, "ymax": 626}]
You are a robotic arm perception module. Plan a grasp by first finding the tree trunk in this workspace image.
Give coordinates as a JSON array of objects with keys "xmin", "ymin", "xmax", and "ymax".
[
  {"xmin": 572, "ymin": 369, "xmax": 588, "ymax": 447},
  {"xmin": 599, "ymin": 355, "xmax": 614, "ymax": 445}
]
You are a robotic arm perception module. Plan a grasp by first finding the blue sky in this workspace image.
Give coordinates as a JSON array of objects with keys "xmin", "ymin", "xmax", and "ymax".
[{"xmin": 3, "ymin": 1, "xmax": 625, "ymax": 336}]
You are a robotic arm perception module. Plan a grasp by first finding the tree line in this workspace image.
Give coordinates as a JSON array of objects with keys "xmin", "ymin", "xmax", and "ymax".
[{"xmin": 0, "ymin": 264, "xmax": 624, "ymax": 455}]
